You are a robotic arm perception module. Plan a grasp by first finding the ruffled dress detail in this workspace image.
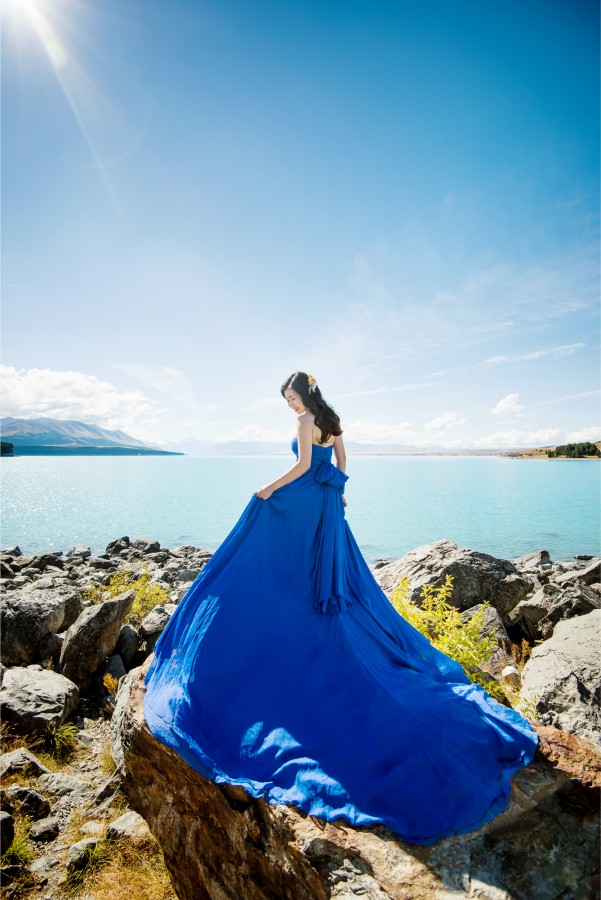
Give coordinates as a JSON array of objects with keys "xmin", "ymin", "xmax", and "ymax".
[{"xmin": 143, "ymin": 436, "xmax": 538, "ymax": 845}]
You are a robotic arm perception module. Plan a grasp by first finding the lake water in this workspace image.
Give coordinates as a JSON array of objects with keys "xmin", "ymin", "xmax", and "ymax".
[{"xmin": 1, "ymin": 454, "xmax": 599, "ymax": 564}]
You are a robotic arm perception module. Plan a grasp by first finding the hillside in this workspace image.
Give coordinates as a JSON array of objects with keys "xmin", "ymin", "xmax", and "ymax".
[
  {"xmin": 0, "ymin": 418, "xmax": 183, "ymax": 456},
  {"xmin": 506, "ymin": 440, "xmax": 601, "ymax": 459}
]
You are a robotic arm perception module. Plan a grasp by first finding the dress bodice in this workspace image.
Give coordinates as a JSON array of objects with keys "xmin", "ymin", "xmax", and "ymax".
[{"xmin": 291, "ymin": 435, "xmax": 333, "ymax": 467}]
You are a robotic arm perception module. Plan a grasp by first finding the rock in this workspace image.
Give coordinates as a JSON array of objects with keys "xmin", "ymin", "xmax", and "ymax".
[
  {"xmin": 460, "ymin": 604, "xmax": 510, "ymax": 647},
  {"xmin": 106, "ymin": 536, "xmax": 130, "ymax": 554},
  {"xmin": 132, "ymin": 538, "xmax": 160, "ymax": 554},
  {"xmin": 106, "ymin": 810, "xmax": 152, "ymax": 842},
  {"xmin": 75, "ymin": 730, "xmax": 94, "ymax": 748},
  {"xmin": 37, "ymin": 773, "xmax": 93, "ymax": 798},
  {"xmin": 0, "ymin": 666, "xmax": 79, "ymax": 735},
  {"xmin": 29, "ymin": 816, "xmax": 60, "ymax": 842},
  {"xmin": 514, "ymin": 550, "xmax": 552, "ymax": 569},
  {"xmin": 538, "ymin": 582, "xmax": 601, "ymax": 639},
  {"xmin": 521, "ymin": 609, "xmax": 601, "ymax": 745},
  {"xmin": 0, "ymin": 811, "xmax": 14, "ymax": 854},
  {"xmin": 66, "ymin": 545, "xmax": 91, "ymax": 559},
  {"xmin": 500, "ymin": 665, "xmax": 521, "ymax": 690},
  {"xmin": 139, "ymin": 605, "xmax": 176, "ymax": 638},
  {"xmin": 87, "ymin": 557, "xmax": 114, "ymax": 570},
  {"xmin": 66, "ymin": 837, "xmax": 99, "ymax": 870},
  {"xmin": 115, "ymin": 624, "xmax": 139, "ymax": 668},
  {"xmin": 0, "ymin": 590, "xmax": 67, "ymax": 666},
  {"xmin": 176, "ymin": 568, "xmax": 200, "ymax": 583},
  {"xmin": 29, "ymin": 554, "xmax": 64, "ymax": 572},
  {"xmin": 38, "ymin": 632, "xmax": 64, "ymax": 661},
  {"xmin": 1, "ymin": 546, "xmax": 22, "ymax": 557},
  {"xmin": 60, "ymin": 589, "xmax": 135, "ymax": 684},
  {"xmin": 103, "ymin": 653, "xmax": 127, "ymax": 681},
  {"xmin": 4, "ymin": 786, "xmax": 50, "ymax": 820},
  {"xmin": 80, "ymin": 821, "xmax": 105, "ymax": 837},
  {"xmin": 508, "ymin": 583, "xmax": 561, "ymax": 640},
  {"xmin": 1, "ymin": 560, "xmax": 14, "ymax": 578},
  {"xmin": 0, "ymin": 748, "xmax": 50, "ymax": 779},
  {"xmin": 94, "ymin": 770, "xmax": 120, "ymax": 804},
  {"xmin": 554, "ymin": 558, "xmax": 601, "ymax": 588},
  {"xmin": 112, "ymin": 660, "xmax": 600, "ymax": 900},
  {"xmin": 373, "ymin": 540, "xmax": 532, "ymax": 618}
]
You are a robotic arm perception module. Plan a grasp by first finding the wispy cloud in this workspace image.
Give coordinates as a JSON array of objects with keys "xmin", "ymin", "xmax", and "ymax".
[
  {"xmin": 0, "ymin": 365, "xmax": 161, "ymax": 432},
  {"xmin": 483, "ymin": 343, "xmax": 585, "ymax": 367},
  {"xmin": 474, "ymin": 428, "xmax": 562, "ymax": 448},
  {"xmin": 492, "ymin": 393, "xmax": 524, "ymax": 416},
  {"xmin": 113, "ymin": 363, "xmax": 197, "ymax": 406},
  {"xmin": 424, "ymin": 411, "xmax": 466, "ymax": 430}
]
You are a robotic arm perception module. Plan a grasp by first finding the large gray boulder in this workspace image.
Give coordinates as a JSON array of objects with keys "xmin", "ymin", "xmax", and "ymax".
[
  {"xmin": 374, "ymin": 540, "xmax": 532, "ymax": 618},
  {"xmin": 0, "ymin": 666, "xmax": 79, "ymax": 735},
  {"xmin": 521, "ymin": 609, "xmax": 601, "ymax": 745},
  {"xmin": 60, "ymin": 590, "xmax": 135, "ymax": 685},
  {"xmin": 0, "ymin": 590, "xmax": 68, "ymax": 666}
]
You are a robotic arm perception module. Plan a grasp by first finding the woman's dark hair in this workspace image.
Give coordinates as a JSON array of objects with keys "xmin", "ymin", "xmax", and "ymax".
[{"xmin": 280, "ymin": 372, "xmax": 342, "ymax": 444}]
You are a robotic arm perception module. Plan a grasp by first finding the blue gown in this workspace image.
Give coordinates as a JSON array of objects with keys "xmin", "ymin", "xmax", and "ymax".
[{"xmin": 143, "ymin": 437, "xmax": 538, "ymax": 845}]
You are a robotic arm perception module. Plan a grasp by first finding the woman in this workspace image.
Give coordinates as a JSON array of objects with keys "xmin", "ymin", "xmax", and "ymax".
[{"xmin": 144, "ymin": 371, "xmax": 537, "ymax": 845}]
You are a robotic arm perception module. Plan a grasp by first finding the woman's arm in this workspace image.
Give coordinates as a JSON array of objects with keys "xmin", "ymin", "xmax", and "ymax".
[
  {"xmin": 333, "ymin": 434, "xmax": 346, "ymax": 473},
  {"xmin": 256, "ymin": 415, "xmax": 313, "ymax": 500}
]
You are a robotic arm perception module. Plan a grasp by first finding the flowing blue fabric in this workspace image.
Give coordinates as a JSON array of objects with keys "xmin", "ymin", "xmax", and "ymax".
[{"xmin": 144, "ymin": 437, "xmax": 538, "ymax": 845}]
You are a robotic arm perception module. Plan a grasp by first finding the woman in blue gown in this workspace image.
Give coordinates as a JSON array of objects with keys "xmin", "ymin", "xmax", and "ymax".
[{"xmin": 144, "ymin": 371, "xmax": 538, "ymax": 846}]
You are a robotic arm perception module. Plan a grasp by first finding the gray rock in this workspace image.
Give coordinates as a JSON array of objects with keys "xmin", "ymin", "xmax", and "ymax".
[
  {"xmin": 0, "ymin": 590, "xmax": 67, "ymax": 666},
  {"xmin": 106, "ymin": 536, "xmax": 130, "ymax": 555},
  {"xmin": 66, "ymin": 545, "xmax": 91, "ymax": 559},
  {"xmin": 176, "ymin": 568, "xmax": 200, "ymax": 583},
  {"xmin": 0, "ymin": 811, "xmax": 14, "ymax": 854},
  {"xmin": 521, "ymin": 609, "xmax": 601, "ymax": 745},
  {"xmin": 460, "ymin": 604, "xmax": 510, "ymax": 647},
  {"xmin": 374, "ymin": 540, "xmax": 533, "ymax": 618},
  {"xmin": 1, "ymin": 560, "xmax": 14, "ymax": 578},
  {"xmin": 109, "ymin": 667, "xmax": 140, "ymax": 770},
  {"xmin": 501, "ymin": 665, "xmax": 522, "ymax": 690},
  {"xmin": 94, "ymin": 771, "xmax": 120, "ymax": 804},
  {"xmin": 1, "ymin": 546, "xmax": 22, "ymax": 557},
  {"xmin": 0, "ymin": 748, "xmax": 50, "ymax": 778},
  {"xmin": 139, "ymin": 605, "xmax": 175, "ymax": 638},
  {"xmin": 0, "ymin": 666, "xmax": 79, "ymax": 735},
  {"xmin": 30, "ymin": 554, "xmax": 64, "ymax": 572},
  {"xmin": 115, "ymin": 624, "xmax": 139, "ymax": 668},
  {"xmin": 510, "ymin": 582, "xmax": 601, "ymax": 641},
  {"xmin": 38, "ymin": 632, "xmax": 64, "ymax": 661},
  {"xmin": 37, "ymin": 773, "xmax": 93, "ymax": 798},
  {"xmin": 29, "ymin": 816, "xmax": 60, "ymax": 842},
  {"xmin": 87, "ymin": 557, "xmax": 114, "ymax": 570},
  {"xmin": 4, "ymin": 786, "xmax": 51, "ymax": 819},
  {"xmin": 59, "ymin": 589, "xmax": 135, "ymax": 684},
  {"xmin": 132, "ymin": 538, "xmax": 160, "ymax": 553},
  {"xmin": 554, "ymin": 558, "xmax": 601, "ymax": 588},
  {"xmin": 514, "ymin": 550, "xmax": 552, "ymax": 569},
  {"xmin": 106, "ymin": 810, "xmax": 152, "ymax": 842},
  {"xmin": 104, "ymin": 653, "xmax": 127, "ymax": 681},
  {"xmin": 66, "ymin": 837, "xmax": 99, "ymax": 870}
]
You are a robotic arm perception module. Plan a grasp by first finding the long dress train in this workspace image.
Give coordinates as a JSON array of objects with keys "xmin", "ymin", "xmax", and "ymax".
[{"xmin": 143, "ymin": 437, "xmax": 538, "ymax": 845}]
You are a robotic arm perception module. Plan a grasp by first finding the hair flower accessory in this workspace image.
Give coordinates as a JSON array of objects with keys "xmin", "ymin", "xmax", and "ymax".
[{"xmin": 307, "ymin": 373, "xmax": 317, "ymax": 393}]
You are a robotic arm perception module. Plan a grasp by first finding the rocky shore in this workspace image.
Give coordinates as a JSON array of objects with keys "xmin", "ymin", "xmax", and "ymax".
[{"xmin": 1, "ymin": 536, "xmax": 599, "ymax": 899}]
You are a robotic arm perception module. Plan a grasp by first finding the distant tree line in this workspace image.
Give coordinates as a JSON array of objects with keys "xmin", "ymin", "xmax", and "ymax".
[
  {"xmin": 1, "ymin": 441, "xmax": 14, "ymax": 456},
  {"xmin": 547, "ymin": 442, "xmax": 601, "ymax": 458}
]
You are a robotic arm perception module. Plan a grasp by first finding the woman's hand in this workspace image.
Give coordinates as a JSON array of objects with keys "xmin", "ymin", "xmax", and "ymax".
[
  {"xmin": 342, "ymin": 496, "xmax": 347, "ymax": 508},
  {"xmin": 256, "ymin": 485, "xmax": 274, "ymax": 500}
]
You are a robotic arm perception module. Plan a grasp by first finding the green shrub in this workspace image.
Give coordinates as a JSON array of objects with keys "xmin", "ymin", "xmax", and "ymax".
[
  {"xmin": 44, "ymin": 722, "xmax": 81, "ymax": 760},
  {"xmin": 85, "ymin": 567, "xmax": 170, "ymax": 625},
  {"xmin": 0, "ymin": 816, "xmax": 34, "ymax": 867},
  {"xmin": 391, "ymin": 575, "xmax": 504, "ymax": 699}
]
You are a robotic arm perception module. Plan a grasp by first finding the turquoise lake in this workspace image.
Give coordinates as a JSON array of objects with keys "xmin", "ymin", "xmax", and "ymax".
[{"xmin": 1, "ymin": 455, "xmax": 599, "ymax": 563}]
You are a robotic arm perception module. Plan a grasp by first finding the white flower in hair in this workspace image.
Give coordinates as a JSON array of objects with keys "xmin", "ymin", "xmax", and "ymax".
[{"xmin": 307, "ymin": 373, "xmax": 317, "ymax": 393}]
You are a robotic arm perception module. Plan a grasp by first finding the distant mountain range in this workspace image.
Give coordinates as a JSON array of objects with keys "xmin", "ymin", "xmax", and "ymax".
[{"xmin": 0, "ymin": 418, "xmax": 183, "ymax": 456}]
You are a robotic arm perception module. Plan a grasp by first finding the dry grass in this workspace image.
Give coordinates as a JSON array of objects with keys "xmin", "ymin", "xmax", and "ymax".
[
  {"xmin": 99, "ymin": 738, "xmax": 117, "ymax": 775},
  {"xmin": 61, "ymin": 836, "xmax": 176, "ymax": 899},
  {"xmin": 510, "ymin": 639, "xmax": 532, "ymax": 671},
  {"xmin": 0, "ymin": 721, "xmax": 63, "ymax": 772}
]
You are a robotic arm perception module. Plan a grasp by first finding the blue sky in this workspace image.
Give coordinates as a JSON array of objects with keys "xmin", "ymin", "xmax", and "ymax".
[{"xmin": 2, "ymin": 0, "xmax": 599, "ymax": 450}]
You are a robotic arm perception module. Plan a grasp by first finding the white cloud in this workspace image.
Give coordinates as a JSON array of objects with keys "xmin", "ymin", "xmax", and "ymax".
[
  {"xmin": 491, "ymin": 393, "xmax": 524, "ymax": 416},
  {"xmin": 483, "ymin": 343, "xmax": 585, "ymax": 367},
  {"xmin": 424, "ymin": 412, "xmax": 466, "ymax": 431},
  {"xmin": 223, "ymin": 424, "xmax": 290, "ymax": 443},
  {"xmin": 565, "ymin": 427, "xmax": 601, "ymax": 443},
  {"xmin": 342, "ymin": 420, "xmax": 417, "ymax": 444},
  {"xmin": 113, "ymin": 363, "xmax": 196, "ymax": 406},
  {"xmin": 0, "ymin": 365, "xmax": 161, "ymax": 432},
  {"xmin": 474, "ymin": 428, "xmax": 562, "ymax": 448}
]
